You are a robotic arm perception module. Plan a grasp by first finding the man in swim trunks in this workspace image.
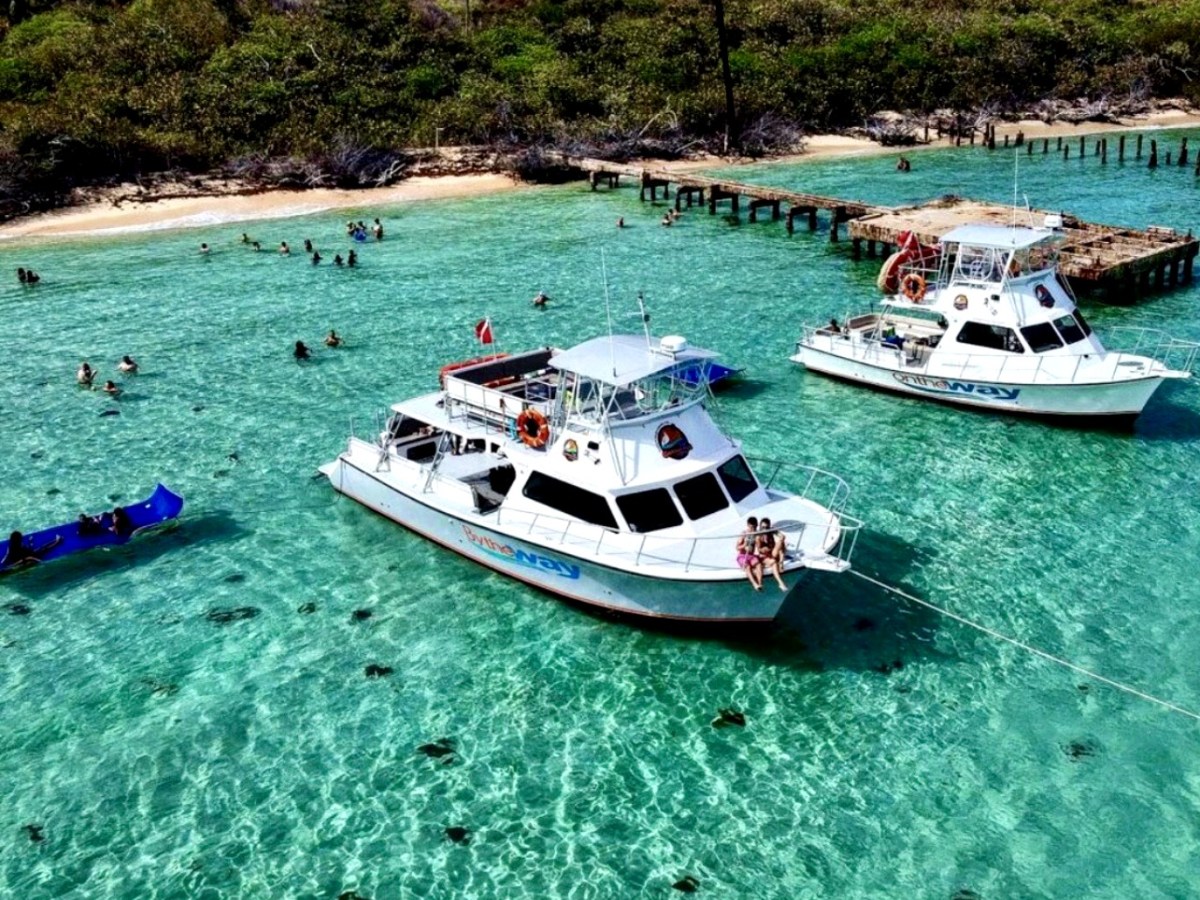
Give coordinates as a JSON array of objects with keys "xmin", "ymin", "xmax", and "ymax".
[{"xmin": 736, "ymin": 516, "xmax": 764, "ymax": 591}]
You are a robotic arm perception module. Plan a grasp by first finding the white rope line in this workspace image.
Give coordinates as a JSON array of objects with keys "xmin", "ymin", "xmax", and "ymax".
[{"xmin": 850, "ymin": 569, "xmax": 1200, "ymax": 722}]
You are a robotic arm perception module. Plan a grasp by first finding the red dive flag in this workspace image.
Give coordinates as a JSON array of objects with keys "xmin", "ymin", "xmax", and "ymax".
[{"xmin": 475, "ymin": 318, "xmax": 494, "ymax": 345}]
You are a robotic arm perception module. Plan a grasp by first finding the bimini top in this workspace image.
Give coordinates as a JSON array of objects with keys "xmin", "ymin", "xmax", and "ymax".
[
  {"xmin": 550, "ymin": 334, "xmax": 718, "ymax": 385},
  {"xmin": 940, "ymin": 224, "xmax": 1059, "ymax": 251}
]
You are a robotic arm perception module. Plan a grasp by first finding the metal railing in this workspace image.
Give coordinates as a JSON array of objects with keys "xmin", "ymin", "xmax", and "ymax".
[
  {"xmin": 489, "ymin": 505, "xmax": 863, "ymax": 575},
  {"xmin": 745, "ymin": 457, "xmax": 853, "ymax": 519},
  {"xmin": 798, "ymin": 323, "xmax": 1199, "ymax": 386},
  {"xmin": 1105, "ymin": 326, "xmax": 1200, "ymax": 375}
]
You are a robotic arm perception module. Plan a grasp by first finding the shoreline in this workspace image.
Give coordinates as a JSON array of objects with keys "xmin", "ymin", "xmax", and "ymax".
[{"xmin": 2, "ymin": 107, "xmax": 1198, "ymax": 241}]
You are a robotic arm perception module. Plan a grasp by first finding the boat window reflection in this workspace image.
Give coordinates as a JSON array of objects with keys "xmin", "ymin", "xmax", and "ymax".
[
  {"xmin": 615, "ymin": 488, "xmax": 684, "ymax": 533},
  {"xmin": 1020, "ymin": 322, "xmax": 1065, "ymax": 353},
  {"xmin": 717, "ymin": 456, "xmax": 758, "ymax": 503},
  {"xmin": 956, "ymin": 321, "xmax": 1026, "ymax": 353},
  {"xmin": 674, "ymin": 472, "xmax": 730, "ymax": 520},
  {"xmin": 522, "ymin": 471, "xmax": 618, "ymax": 529}
]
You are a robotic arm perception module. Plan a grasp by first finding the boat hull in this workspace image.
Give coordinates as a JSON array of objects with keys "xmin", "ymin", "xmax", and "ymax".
[
  {"xmin": 793, "ymin": 345, "xmax": 1167, "ymax": 418},
  {"xmin": 326, "ymin": 458, "xmax": 796, "ymax": 622}
]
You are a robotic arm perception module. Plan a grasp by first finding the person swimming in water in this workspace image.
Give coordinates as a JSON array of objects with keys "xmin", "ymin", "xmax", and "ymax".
[
  {"xmin": 241, "ymin": 233, "xmax": 251, "ymax": 244},
  {"xmin": 199, "ymin": 243, "xmax": 210, "ymax": 254},
  {"xmin": 252, "ymin": 241, "xmax": 262, "ymax": 252},
  {"xmin": 372, "ymin": 218, "xmax": 383, "ymax": 240},
  {"xmin": 616, "ymin": 217, "xmax": 625, "ymax": 228},
  {"xmin": 303, "ymin": 238, "xmax": 313, "ymax": 253},
  {"xmin": 2, "ymin": 530, "xmax": 63, "ymax": 569},
  {"xmin": 118, "ymin": 355, "xmax": 139, "ymax": 374},
  {"xmin": 77, "ymin": 362, "xmax": 95, "ymax": 387},
  {"xmin": 16, "ymin": 267, "xmax": 27, "ymax": 283},
  {"xmin": 333, "ymin": 254, "xmax": 344, "ymax": 266},
  {"xmin": 102, "ymin": 380, "xmax": 121, "ymax": 396},
  {"xmin": 311, "ymin": 251, "xmax": 322, "ymax": 265},
  {"xmin": 532, "ymin": 291, "xmax": 550, "ymax": 307},
  {"xmin": 279, "ymin": 241, "xmax": 290, "ymax": 255},
  {"xmin": 294, "ymin": 340, "xmax": 311, "ymax": 361},
  {"xmin": 347, "ymin": 250, "xmax": 357, "ymax": 267},
  {"xmin": 324, "ymin": 330, "xmax": 343, "ymax": 348}
]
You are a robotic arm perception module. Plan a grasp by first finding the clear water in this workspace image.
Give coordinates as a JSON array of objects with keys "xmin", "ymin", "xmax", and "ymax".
[{"xmin": 3, "ymin": 129, "xmax": 1200, "ymax": 898}]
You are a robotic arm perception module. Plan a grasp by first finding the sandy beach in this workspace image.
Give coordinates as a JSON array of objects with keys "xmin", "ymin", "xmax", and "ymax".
[{"xmin": 2, "ymin": 106, "xmax": 1197, "ymax": 241}]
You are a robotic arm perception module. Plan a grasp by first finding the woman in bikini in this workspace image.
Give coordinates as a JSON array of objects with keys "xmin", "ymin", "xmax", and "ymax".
[{"xmin": 756, "ymin": 517, "xmax": 788, "ymax": 592}]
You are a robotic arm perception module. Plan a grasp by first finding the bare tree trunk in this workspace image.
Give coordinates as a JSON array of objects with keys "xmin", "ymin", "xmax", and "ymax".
[{"xmin": 712, "ymin": 0, "xmax": 736, "ymax": 155}]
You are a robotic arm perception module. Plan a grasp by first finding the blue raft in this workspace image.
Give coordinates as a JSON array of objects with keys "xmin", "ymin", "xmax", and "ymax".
[
  {"xmin": 676, "ymin": 361, "xmax": 744, "ymax": 390},
  {"xmin": 1, "ymin": 484, "xmax": 184, "ymax": 574}
]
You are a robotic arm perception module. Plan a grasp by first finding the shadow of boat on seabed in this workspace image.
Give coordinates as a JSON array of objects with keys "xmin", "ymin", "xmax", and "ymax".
[
  {"xmin": 718, "ymin": 527, "xmax": 953, "ymax": 674},
  {"xmin": 0, "ymin": 511, "xmax": 246, "ymax": 600}
]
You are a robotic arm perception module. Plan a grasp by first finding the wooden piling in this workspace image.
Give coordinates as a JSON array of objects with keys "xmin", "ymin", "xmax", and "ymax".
[
  {"xmin": 1137, "ymin": 134, "xmax": 1143, "ymax": 159},
  {"xmin": 1195, "ymin": 153, "xmax": 1200, "ymax": 176},
  {"xmin": 1056, "ymin": 136, "xmax": 1062, "ymax": 150},
  {"xmin": 1003, "ymin": 134, "xmax": 1009, "ymax": 149},
  {"xmin": 1101, "ymin": 138, "xmax": 1107, "ymax": 164},
  {"xmin": 1166, "ymin": 150, "xmax": 1172, "ymax": 166},
  {"xmin": 1119, "ymin": 135, "xmax": 1125, "ymax": 161},
  {"xmin": 829, "ymin": 207, "xmax": 843, "ymax": 243},
  {"xmin": 1079, "ymin": 136, "xmax": 1085, "ymax": 157},
  {"xmin": 1064, "ymin": 144, "xmax": 1070, "ymax": 160},
  {"xmin": 1148, "ymin": 139, "xmax": 1158, "ymax": 169},
  {"xmin": 1094, "ymin": 139, "xmax": 1100, "ymax": 157},
  {"xmin": 1027, "ymin": 140, "xmax": 1033, "ymax": 156},
  {"xmin": 1043, "ymin": 138, "xmax": 1049, "ymax": 154},
  {"xmin": 852, "ymin": 238, "xmax": 862, "ymax": 260},
  {"xmin": 1180, "ymin": 138, "xmax": 1189, "ymax": 167},
  {"xmin": 1016, "ymin": 130, "xmax": 1024, "ymax": 147}
]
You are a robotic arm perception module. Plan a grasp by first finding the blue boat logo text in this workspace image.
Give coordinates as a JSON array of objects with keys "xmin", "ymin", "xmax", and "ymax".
[
  {"xmin": 462, "ymin": 525, "xmax": 581, "ymax": 579},
  {"xmin": 893, "ymin": 373, "xmax": 1019, "ymax": 402}
]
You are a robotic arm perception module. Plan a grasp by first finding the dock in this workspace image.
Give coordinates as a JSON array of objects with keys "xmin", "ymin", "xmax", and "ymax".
[
  {"xmin": 550, "ymin": 154, "xmax": 1199, "ymax": 296},
  {"xmin": 850, "ymin": 199, "xmax": 1198, "ymax": 295}
]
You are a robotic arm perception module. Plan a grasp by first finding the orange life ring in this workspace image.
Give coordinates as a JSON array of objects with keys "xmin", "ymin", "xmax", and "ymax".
[
  {"xmin": 901, "ymin": 273, "xmax": 927, "ymax": 303},
  {"xmin": 516, "ymin": 408, "xmax": 550, "ymax": 449}
]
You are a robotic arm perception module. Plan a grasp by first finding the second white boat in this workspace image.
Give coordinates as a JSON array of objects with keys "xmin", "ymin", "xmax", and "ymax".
[{"xmin": 792, "ymin": 223, "xmax": 1199, "ymax": 420}]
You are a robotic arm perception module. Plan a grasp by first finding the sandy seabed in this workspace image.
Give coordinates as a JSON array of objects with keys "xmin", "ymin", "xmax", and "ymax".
[{"xmin": 2, "ymin": 108, "xmax": 1198, "ymax": 241}]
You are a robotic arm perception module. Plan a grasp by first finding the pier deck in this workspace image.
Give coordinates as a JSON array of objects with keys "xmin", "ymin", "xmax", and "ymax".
[
  {"xmin": 850, "ymin": 199, "xmax": 1198, "ymax": 294},
  {"xmin": 551, "ymin": 154, "xmax": 1198, "ymax": 295}
]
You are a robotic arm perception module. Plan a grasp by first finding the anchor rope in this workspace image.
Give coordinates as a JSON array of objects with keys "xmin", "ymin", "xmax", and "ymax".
[{"xmin": 850, "ymin": 569, "xmax": 1200, "ymax": 722}]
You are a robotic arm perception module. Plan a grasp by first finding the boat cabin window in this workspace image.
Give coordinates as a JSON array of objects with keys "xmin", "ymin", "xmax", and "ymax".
[
  {"xmin": 522, "ymin": 471, "xmax": 618, "ymax": 530},
  {"xmin": 1019, "ymin": 322, "xmax": 1064, "ymax": 353},
  {"xmin": 717, "ymin": 455, "xmax": 758, "ymax": 503},
  {"xmin": 956, "ymin": 321, "xmax": 1025, "ymax": 353},
  {"xmin": 1052, "ymin": 312, "xmax": 1092, "ymax": 345},
  {"xmin": 674, "ymin": 472, "xmax": 730, "ymax": 520},
  {"xmin": 615, "ymin": 488, "xmax": 683, "ymax": 533}
]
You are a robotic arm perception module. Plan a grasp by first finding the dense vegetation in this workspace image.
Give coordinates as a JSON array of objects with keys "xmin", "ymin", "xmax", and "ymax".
[{"xmin": 0, "ymin": 0, "xmax": 1198, "ymax": 213}]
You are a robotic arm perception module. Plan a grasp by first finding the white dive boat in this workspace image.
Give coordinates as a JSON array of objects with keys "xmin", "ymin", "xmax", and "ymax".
[
  {"xmin": 322, "ymin": 334, "xmax": 861, "ymax": 622},
  {"xmin": 792, "ymin": 223, "xmax": 1199, "ymax": 419}
]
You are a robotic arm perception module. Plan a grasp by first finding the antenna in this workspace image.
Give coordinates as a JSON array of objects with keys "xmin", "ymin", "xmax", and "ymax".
[
  {"xmin": 636, "ymin": 291, "xmax": 653, "ymax": 350},
  {"xmin": 1011, "ymin": 147, "xmax": 1019, "ymax": 230},
  {"xmin": 601, "ymin": 249, "xmax": 616, "ymax": 378}
]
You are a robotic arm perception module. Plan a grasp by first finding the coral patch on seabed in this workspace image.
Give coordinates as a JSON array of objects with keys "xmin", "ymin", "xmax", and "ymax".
[
  {"xmin": 5, "ymin": 604, "xmax": 32, "ymax": 617},
  {"xmin": 673, "ymin": 874, "xmax": 700, "ymax": 892},
  {"xmin": 418, "ymin": 738, "xmax": 455, "ymax": 758},
  {"xmin": 204, "ymin": 606, "xmax": 261, "ymax": 625},
  {"xmin": 351, "ymin": 609, "xmax": 373, "ymax": 622},
  {"xmin": 711, "ymin": 708, "xmax": 746, "ymax": 728},
  {"xmin": 444, "ymin": 826, "xmax": 470, "ymax": 844},
  {"xmin": 364, "ymin": 664, "xmax": 393, "ymax": 678},
  {"xmin": 23, "ymin": 823, "xmax": 44, "ymax": 843},
  {"xmin": 297, "ymin": 601, "xmax": 317, "ymax": 614}
]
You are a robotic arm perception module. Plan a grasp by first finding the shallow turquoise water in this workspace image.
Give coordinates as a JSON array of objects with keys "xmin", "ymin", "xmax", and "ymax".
[{"xmin": 3, "ymin": 131, "xmax": 1200, "ymax": 898}]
